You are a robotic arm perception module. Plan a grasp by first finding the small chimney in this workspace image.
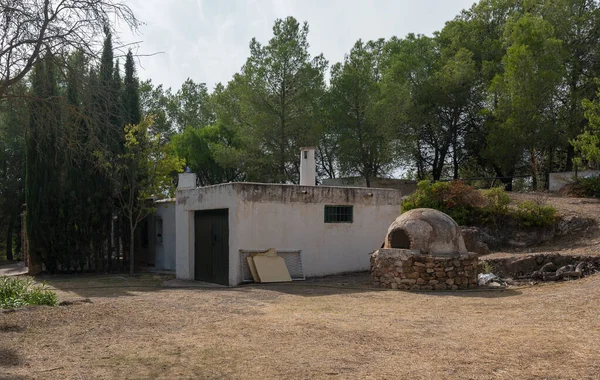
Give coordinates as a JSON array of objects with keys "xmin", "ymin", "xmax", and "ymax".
[
  {"xmin": 178, "ymin": 172, "xmax": 197, "ymax": 189},
  {"xmin": 300, "ymin": 147, "xmax": 316, "ymax": 186}
]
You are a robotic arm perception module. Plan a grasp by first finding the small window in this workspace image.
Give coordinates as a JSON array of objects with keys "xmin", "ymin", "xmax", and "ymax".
[
  {"xmin": 324, "ymin": 205, "xmax": 353, "ymax": 223},
  {"xmin": 156, "ymin": 217, "xmax": 163, "ymax": 245}
]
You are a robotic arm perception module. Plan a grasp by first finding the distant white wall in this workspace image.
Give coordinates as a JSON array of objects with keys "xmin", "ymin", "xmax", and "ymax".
[
  {"xmin": 549, "ymin": 170, "xmax": 600, "ymax": 192},
  {"xmin": 175, "ymin": 183, "xmax": 402, "ymax": 286},
  {"xmin": 154, "ymin": 201, "xmax": 176, "ymax": 271}
]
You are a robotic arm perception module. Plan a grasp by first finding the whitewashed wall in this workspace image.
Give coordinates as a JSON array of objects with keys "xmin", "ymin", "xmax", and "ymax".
[
  {"xmin": 176, "ymin": 180, "xmax": 403, "ymax": 286},
  {"xmin": 154, "ymin": 201, "xmax": 176, "ymax": 271},
  {"xmin": 549, "ymin": 170, "xmax": 600, "ymax": 192}
]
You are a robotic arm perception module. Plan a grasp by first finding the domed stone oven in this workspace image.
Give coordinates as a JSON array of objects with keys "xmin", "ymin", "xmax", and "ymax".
[{"xmin": 371, "ymin": 208, "xmax": 479, "ymax": 290}]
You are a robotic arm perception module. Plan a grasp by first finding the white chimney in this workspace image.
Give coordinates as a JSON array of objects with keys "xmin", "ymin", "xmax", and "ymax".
[
  {"xmin": 300, "ymin": 147, "xmax": 316, "ymax": 186},
  {"xmin": 178, "ymin": 172, "xmax": 197, "ymax": 189}
]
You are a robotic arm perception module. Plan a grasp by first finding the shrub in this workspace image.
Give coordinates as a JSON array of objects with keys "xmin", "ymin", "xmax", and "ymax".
[
  {"xmin": 514, "ymin": 201, "xmax": 557, "ymax": 228},
  {"xmin": 0, "ymin": 276, "xmax": 58, "ymax": 309},
  {"xmin": 402, "ymin": 180, "xmax": 484, "ymax": 225},
  {"xmin": 578, "ymin": 175, "xmax": 600, "ymax": 198},
  {"xmin": 480, "ymin": 187, "xmax": 512, "ymax": 225},
  {"xmin": 402, "ymin": 181, "xmax": 556, "ymax": 228}
]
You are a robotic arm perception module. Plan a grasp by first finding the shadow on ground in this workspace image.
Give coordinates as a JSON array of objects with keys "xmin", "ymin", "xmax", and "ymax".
[
  {"xmin": 36, "ymin": 272, "xmax": 522, "ymax": 299},
  {"xmin": 0, "ymin": 347, "xmax": 22, "ymax": 366}
]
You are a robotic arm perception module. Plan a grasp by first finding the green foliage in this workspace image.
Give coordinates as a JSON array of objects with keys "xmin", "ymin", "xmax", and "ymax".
[
  {"xmin": 401, "ymin": 181, "xmax": 484, "ymax": 225},
  {"xmin": 172, "ymin": 122, "xmax": 246, "ymax": 186},
  {"xmin": 240, "ymin": 16, "xmax": 327, "ymax": 183},
  {"xmin": 569, "ymin": 175, "xmax": 600, "ymax": 198},
  {"xmin": 514, "ymin": 200, "xmax": 557, "ymax": 228},
  {"xmin": 0, "ymin": 276, "xmax": 58, "ymax": 309},
  {"xmin": 327, "ymin": 39, "xmax": 399, "ymax": 186},
  {"xmin": 481, "ymin": 186, "xmax": 511, "ymax": 218},
  {"xmin": 480, "ymin": 261, "xmax": 494, "ymax": 275},
  {"xmin": 115, "ymin": 116, "xmax": 184, "ymax": 275},
  {"xmin": 572, "ymin": 86, "xmax": 600, "ymax": 169},
  {"xmin": 402, "ymin": 181, "xmax": 556, "ymax": 228}
]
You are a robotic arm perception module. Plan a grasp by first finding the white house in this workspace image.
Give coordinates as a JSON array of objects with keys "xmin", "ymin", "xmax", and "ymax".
[{"xmin": 174, "ymin": 148, "xmax": 404, "ymax": 286}]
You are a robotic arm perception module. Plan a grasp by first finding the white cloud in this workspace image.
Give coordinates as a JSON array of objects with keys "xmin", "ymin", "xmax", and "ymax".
[{"xmin": 118, "ymin": 0, "xmax": 476, "ymax": 91}]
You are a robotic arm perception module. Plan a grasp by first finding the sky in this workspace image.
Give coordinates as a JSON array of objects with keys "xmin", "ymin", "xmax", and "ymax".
[{"xmin": 117, "ymin": 0, "xmax": 476, "ymax": 91}]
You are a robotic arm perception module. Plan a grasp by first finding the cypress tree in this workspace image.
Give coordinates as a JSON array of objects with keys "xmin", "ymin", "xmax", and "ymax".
[
  {"xmin": 124, "ymin": 50, "xmax": 141, "ymax": 125},
  {"xmin": 25, "ymin": 55, "xmax": 63, "ymax": 273}
]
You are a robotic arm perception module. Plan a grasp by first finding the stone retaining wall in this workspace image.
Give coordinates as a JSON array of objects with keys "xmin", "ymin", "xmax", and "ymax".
[{"xmin": 371, "ymin": 249, "xmax": 479, "ymax": 290}]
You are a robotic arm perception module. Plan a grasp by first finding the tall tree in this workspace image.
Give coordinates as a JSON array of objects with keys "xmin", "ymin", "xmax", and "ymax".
[
  {"xmin": 123, "ymin": 50, "xmax": 141, "ymax": 126},
  {"xmin": 487, "ymin": 13, "xmax": 564, "ymax": 189},
  {"xmin": 0, "ymin": 0, "xmax": 138, "ymax": 98},
  {"xmin": 328, "ymin": 39, "xmax": 398, "ymax": 186},
  {"xmin": 25, "ymin": 55, "xmax": 64, "ymax": 273},
  {"xmin": 0, "ymin": 84, "xmax": 27, "ymax": 260},
  {"xmin": 115, "ymin": 116, "xmax": 183, "ymax": 276},
  {"xmin": 572, "ymin": 83, "xmax": 600, "ymax": 169},
  {"xmin": 240, "ymin": 17, "xmax": 327, "ymax": 183}
]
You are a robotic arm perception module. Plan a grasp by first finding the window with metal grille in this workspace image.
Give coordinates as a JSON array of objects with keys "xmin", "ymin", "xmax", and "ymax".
[{"xmin": 324, "ymin": 205, "xmax": 353, "ymax": 223}]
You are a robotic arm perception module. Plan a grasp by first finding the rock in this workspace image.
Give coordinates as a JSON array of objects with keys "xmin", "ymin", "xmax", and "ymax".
[
  {"xmin": 540, "ymin": 262, "xmax": 557, "ymax": 273},
  {"xmin": 391, "ymin": 283, "xmax": 398, "ymax": 289},
  {"xmin": 445, "ymin": 279, "xmax": 454, "ymax": 285},
  {"xmin": 557, "ymin": 214, "xmax": 594, "ymax": 236},
  {"xmin": 575, "ymin": 262, "xmax": 587, "ymax": 273},
  {"xmin": 556, "ymin": 265, "xmax": 575, "ymax": 276},
  {"xmin": 460, "ymin": 226, "xmax": 495, "ymax": 255}
]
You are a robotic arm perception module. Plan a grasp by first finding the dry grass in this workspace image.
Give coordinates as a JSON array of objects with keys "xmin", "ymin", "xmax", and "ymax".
[
  {"xmin": 1, "ymin": 272, "xmax": 600, "ymax": 379},
  {"xmin": 484, "ymin": 193, "xmax": 600, "ymax": 260},
  {"xmin": 3, "ymin": 193, "xmax": 600, "ymax": 379}
]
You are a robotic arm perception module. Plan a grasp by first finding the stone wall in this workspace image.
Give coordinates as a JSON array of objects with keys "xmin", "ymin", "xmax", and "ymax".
[{"xmin": 371, "ymin": 249, "xmax": 479, "ymax": 290}]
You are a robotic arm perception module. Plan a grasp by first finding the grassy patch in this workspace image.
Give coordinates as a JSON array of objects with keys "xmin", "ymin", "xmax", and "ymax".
[{"xmin": 0, "ymin": 276, "xmax": 58, "ymax": 309}]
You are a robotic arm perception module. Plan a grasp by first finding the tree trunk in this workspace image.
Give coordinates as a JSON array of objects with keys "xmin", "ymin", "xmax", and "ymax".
[
  {"xmin": 6, "ymin": 212, "xmax": 15, "ymax": 261},
  {"xmin": 566, "ymin": 144, "xmax": 575, "ymax": 172},
  {"xmin": 129, "ymin": 223, "xmax": 135, "ymax": 277},
  {"xmin": 493, "ymin": 165, "xmax": 514, "ymax": 191}
]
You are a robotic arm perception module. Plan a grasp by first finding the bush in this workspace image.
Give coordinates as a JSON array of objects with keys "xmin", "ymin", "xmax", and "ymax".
[
  {"xmin": 402, "ymin": 180, "xmax": 484, "ymax": 225},
  {"xmin": 0, "ymin": 276, "xmax": 58, "ymax": 309},
  {"xmin": 480, "ymin": 187, "xmax": 512, "ymax": 225},
  {"xmin": 402, "ymin": 181, "xmax": 556, "ymax": 228},
  {"xmin": 514, "ymin": 201, "xmax": 557, "ymax": 228},
  {"xmin": 577, "ymin": 175, "xmax": 600, "ymax": 198}
]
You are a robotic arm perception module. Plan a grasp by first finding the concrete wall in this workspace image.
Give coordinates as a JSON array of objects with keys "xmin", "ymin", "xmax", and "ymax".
[
  {"xmin": 549, "ymin": 170, "xmax": 600, "ymax": 192},
  {"xmin": 176, "ymin": 183, "xmax": 238, "ymax": 281},
  {"xmin": 176, "ymin": 181, "xmax": 403, "ymax": 286},
  {"xmin": 322, "ymin": 177, "xmax": 417, "ymax": 196},
  {"xmin": 154, "ymin": 201, "xmax": 176, "ymax": 271}
]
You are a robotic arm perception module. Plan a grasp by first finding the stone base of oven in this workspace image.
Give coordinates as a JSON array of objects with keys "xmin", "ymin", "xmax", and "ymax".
[{"xmin": 371, "ymin": 249, "xmax": 479, "ymax": 290}]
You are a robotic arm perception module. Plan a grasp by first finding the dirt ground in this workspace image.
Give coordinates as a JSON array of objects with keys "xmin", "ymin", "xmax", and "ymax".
[
  {"xmin": 2, "ymin": 193, "xmax": 600, "ymax": 379},
  {"xmin": 484, "ymin": 193, "xmax": 600, "ymax": 259},
  {"xmin": 1, "ymin": 271, "xmax": 600, "ymax": 379}
]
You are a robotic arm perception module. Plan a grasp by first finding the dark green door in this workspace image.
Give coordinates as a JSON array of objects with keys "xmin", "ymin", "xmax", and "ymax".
[{"xmin": 194, "ymin": 209, "xmax": 229, "ymax": 285}]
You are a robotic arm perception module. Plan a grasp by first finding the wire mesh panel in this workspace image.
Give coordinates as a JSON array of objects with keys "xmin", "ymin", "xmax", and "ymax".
[{"xmin": 240, "ymin": 250, "xmax": 304, "ymax": 282}]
